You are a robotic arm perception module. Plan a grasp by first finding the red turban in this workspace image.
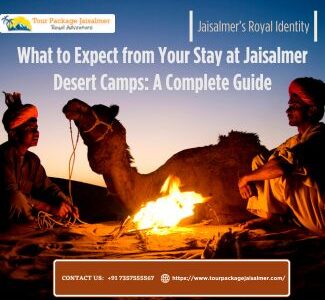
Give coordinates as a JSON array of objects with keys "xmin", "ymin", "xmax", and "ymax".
[
  {"xmin": 7, "ymin": 104, "xmax": 38, "ymax": 130},
  {"xmin": 2, "ymin": 92, "xmax": 38, "ymax": 131},
  {"xmin": 289, "ymin": 78, "xmax": 325, "ymax": 107}
]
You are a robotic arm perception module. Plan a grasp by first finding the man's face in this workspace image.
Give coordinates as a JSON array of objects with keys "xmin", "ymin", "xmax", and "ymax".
[
  {"xmin": 286, "ymin": 103, "xmax": 307, "ymax": 127},
  {"xmin": 16, "ymin": 119, "xmax": 39, "ymax": 148},
  {"xmin": 286, "ymin": 92, "xmax": 309, "ymax": 127}
]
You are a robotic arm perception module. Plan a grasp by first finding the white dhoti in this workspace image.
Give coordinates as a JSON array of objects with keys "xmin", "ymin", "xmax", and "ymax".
[{"xmin": 247, "ymin": 123, "xmax": 325, "ymax": 233}]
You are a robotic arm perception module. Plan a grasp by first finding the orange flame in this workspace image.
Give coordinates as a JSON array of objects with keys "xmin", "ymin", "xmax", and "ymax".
[{"xmin": 133, "ymin": 176, "xmax": 206, "ymax": 230}]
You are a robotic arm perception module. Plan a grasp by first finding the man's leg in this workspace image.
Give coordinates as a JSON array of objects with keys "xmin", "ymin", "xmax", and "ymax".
[
  {"xmin": 283, "ymin": 180, "xmax": 325, "ymax": 233},
  {"xmin": 243, "ymin": 153, "xmax": 289, "ymax": 228}
]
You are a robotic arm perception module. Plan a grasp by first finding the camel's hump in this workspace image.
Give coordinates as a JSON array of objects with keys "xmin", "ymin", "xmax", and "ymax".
[{"xmin": 165, "ymin": 131, "xmax": 263, "ymax": 163}]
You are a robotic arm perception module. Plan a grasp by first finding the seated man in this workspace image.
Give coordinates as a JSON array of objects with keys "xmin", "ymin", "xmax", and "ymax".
[
  {"xmin": 0, "ymin": 92, "xmax": 78, "ymax": 228},
  {"xmin": 238, "ymin": 77, "xmax": 325, "ymax": 233}
]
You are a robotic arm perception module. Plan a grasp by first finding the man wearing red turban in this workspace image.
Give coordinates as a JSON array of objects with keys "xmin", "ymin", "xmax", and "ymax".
[
  {"xmin": 0, "ymin": 92, "xmax": 78, "ymax": 229},
  {"xmin": 238, "ymin": 77, "xmax": 325, "ymax": 233}
]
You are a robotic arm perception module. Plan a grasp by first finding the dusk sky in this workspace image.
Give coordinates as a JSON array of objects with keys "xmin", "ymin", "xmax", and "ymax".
[{"xmin": 0, "ymin": 0, "xmax": 324, "ymax": 186}]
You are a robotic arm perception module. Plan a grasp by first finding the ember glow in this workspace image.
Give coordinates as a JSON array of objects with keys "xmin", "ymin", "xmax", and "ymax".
[{"xmin": 133, "ymin": 176, "xmax": 206, "ymax": 230}]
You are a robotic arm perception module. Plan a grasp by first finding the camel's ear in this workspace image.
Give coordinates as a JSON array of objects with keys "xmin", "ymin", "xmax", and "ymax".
[
  {"xmin": 109, "ymin": 105, "xmax": 119, "ymax": 119},
  {"xmin": 92, "ymin": 104, "xmax": 119, "ymax": 122}
]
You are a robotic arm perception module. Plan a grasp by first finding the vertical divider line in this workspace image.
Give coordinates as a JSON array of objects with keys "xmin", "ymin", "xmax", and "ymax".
[
  {"xmin": 314, "ymin": 10, "xmax": 318, "ymax": 42},
  {"xmin": 189, "ymin": 10, "xmax": 193, "ymax": 43}
]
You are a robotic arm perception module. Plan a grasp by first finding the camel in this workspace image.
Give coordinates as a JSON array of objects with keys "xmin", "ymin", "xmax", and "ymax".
[{"xmin": 63, "ymin": 99, "xmax": 268, "ymax": 224}]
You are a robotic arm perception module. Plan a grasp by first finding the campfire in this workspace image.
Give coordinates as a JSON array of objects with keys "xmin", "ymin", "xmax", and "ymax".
[{"xmin": 132, "ymin": 176, "xmax": 207, "ymax": 231}]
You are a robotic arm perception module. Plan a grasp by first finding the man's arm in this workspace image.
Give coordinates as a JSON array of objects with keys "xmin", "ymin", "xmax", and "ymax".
[
  {"xmin": 32, "ymin": 158, "xmax": 79, "ymax": 218},
  {"xmin": 238, "ymin": 157, "xmax": 290, "ymax": 199}
]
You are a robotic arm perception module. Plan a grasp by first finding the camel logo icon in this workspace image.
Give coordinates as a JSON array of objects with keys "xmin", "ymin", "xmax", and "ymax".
[{"xmin": 1, "ymin": 15, "xmax": 32, "ymax": 31}]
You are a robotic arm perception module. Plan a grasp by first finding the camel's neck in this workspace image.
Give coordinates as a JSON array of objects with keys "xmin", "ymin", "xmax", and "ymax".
[
  {"xmin": 106, "ymin": 161, "xmax": 137, "ymax": 212},
  {"xmin": 103, "ymin": 156, "xmax": 166, "ymax": 214},
  {"xmin": 84, "ymin": 117, "xmax": 167, "ymax": 214}
]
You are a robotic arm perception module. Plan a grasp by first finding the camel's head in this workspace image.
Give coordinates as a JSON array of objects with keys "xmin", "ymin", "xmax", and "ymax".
[
  {"xmin": 63, "ymin": 98, "xmax": 119, "ymax": 141},
  {"xmin": 63, "ymin": 98, "xmax": 128, "ymax": 175},
  {"xmin": 63, "ymin": 98, "xmax": 92, "ymax": 122}
]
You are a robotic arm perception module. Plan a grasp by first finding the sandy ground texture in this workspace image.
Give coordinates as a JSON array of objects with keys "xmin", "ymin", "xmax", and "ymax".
[{"xmin": 0, "ymin": 221, "xmax": 325, "ymax": 299}]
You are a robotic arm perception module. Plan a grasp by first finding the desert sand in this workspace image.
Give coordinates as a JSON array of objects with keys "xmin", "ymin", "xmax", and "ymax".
[{"xmin": 1, "ymin": 179, "xmax": 325, "ymax": 299}]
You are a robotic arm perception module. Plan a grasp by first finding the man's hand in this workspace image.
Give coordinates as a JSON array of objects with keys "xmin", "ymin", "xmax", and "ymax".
[
  {"xmin": 52, "ymin": 201, "xmax": 79, "ymax": 218},
  {"xmin": 238, "ymin": 176, "xmax": 253, "ymax": 199}
]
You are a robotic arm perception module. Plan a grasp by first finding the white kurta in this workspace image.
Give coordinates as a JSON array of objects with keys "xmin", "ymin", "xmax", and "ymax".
[{"xmin": 247, "ymin": 123, "xmax": 325, "ymax": 233}]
